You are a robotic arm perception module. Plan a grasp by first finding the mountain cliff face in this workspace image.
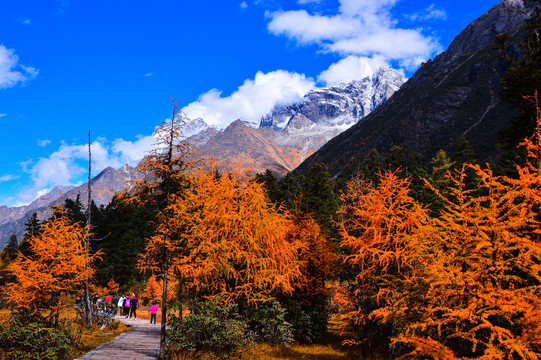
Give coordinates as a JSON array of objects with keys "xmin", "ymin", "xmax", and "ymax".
[
  {"xmin": 298, "ymin": 0, "xmax": 537, "ymax": 178},
  {"xmin": 0, "ymin": 165, "xmax": 142, "ymax": 248}
]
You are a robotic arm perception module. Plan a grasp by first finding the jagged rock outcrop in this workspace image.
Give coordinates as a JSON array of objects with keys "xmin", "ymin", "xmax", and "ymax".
[{"xmin": 298, "ymin": 0, "xmax": 537, "ymax": 178}]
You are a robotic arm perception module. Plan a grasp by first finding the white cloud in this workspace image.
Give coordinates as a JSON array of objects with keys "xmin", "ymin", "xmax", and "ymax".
[
  {"xmin": 22, "ymin": 18, "xmax": 32, "ymax": 25},
  {"xmin": 240, "ymin": 1, "xmax": 248, "ymax": 9},
  {"xmin": 267, "ymin": 0, "xmax": 442, "ymax": 72},
  {"xmin": 182, "ymin": 70, "xmax": 315, "ymax": 129},
  {"xmin": 267, "ymin": 10, "xmax": 359, "ymax": 44},
  {"xmin": 0, "ymin": 114, "xmax": 6, "ymax": 118},
  {"xmin": 112, "ymin": 135, "xmax": 156, "ymax": 165},
  {"xmin": 144, "ymin": 72, "xmax": 153, "ymax": 77},
  {"xmin": 298, "ymin": 0, "xmax": 322, "ymax": 4},
  {"xmin": 0, "ymin": 174, "xmax": 19, "ymax": 182},
  {"xmin": 0, "ymin": 45, "xmax": 38, "ymax": 89},
  {"xmin": 37, "ymin": 139, "xmax": 51, "ymax": 147},
  {"xmin": 16, "ymin": 137, "xmax": 150, "ymax": 205},
  {"xmin": 407, "ymin": 4, "xmax": 447, "ymax": 22},
  {"xmin": 318, "ymin": 55, "xmax": 391, "ymax": 85}
]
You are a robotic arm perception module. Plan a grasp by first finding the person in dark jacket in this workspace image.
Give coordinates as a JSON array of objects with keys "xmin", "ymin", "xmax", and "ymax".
[{"xmin": 129, "ymin": 294, "xmax": 138, "ymax": 319}]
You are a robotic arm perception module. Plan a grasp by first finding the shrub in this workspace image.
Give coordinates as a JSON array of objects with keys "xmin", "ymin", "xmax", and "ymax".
[
  {"xmin": 247, "ymin": 300, "xmax": 293, "ymax": 345},
  {"xmin": 0, "ymin": 321, "xmax": 77, "ymax": 360},
  {"xmin": 167, "ymin": 299, "xmax": 250, "ymax": 358}
]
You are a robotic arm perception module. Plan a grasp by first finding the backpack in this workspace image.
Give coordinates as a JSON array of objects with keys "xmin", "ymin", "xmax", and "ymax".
[{"xmin": 125, "ymin": 298, "xmax": 131, "ymax": 307}]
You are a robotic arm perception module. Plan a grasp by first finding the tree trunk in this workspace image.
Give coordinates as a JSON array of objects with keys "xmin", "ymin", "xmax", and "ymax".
[{"xmin": 160, "ymin": 259, "xmax": 168, "ymax": 358}]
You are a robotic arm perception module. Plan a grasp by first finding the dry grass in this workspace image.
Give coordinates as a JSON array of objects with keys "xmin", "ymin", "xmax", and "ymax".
[{"xmin": 167, "ymin": 315, "xmax": 373, "ymax": 360}]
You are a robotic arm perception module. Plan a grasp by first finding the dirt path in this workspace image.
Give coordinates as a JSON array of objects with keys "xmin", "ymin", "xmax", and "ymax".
[{"xmin": 75, "ymin": 317, "xmax": 161, "ymax": 360}]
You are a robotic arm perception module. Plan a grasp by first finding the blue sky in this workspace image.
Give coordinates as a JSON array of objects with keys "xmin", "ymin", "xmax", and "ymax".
[{"xmin": 0, "ymin": 0, "xmax": 500, "ymax": 206}]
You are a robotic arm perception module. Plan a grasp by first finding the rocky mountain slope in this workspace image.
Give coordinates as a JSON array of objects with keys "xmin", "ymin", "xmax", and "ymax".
[
  {"xmin": 197, "ymin": 68, "xmax": 405, "ymax": 176},
  {"xmin": 298, "ymin": 0, "xmax": 536, "ymax": 178},
  {"xmin": 197, "ymin": 119, "xmax": 313, "ymax": 176},
  {"xmin": 0, "ymin": 165, "xmax": 143, "ymax": 248}
]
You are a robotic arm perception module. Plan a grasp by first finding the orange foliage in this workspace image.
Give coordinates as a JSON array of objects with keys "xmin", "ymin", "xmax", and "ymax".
[
  {"xmin": 289, "ymin": 214, "xmax": 336, "ymax": 298},
  {"xmin": 390, "ymin": 161, "xmax": 541, "ymax": 358},
  {"xmin": 140, "ymin": 165, "xmax": 304, "ymax": 304},
  {"xmin": 141, "ymin": 275, "xmax": 163, "ymax": 302},
  {"xmin": 337, "ymin": 170, "xmax": 432, "ymax": 350},
  {"xmin": 7, "ymin": 207, "xmax": 99, "ymax": 320},
  {"xmin": 339, "ymin": 171, "xmax": 430, "ymax": 293},
  {"xmin": 107, "ymin": 278, "xmax": 119, "ymax": 294}
]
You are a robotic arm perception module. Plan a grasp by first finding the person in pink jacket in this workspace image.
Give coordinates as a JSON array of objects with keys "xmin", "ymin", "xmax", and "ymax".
[{"xmin": 149, "ymin": 301, "xmax": 158, "ymax": 324}]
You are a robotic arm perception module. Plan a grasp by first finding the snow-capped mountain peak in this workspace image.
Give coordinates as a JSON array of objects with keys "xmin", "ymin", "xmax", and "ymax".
[{"xmin": 260, "ymin": 67, "xmax": 406, "ymax": 131}]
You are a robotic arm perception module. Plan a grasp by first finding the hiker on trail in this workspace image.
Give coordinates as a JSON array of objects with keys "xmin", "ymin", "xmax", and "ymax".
[
  {"xmin": 124, "ymin": 295, "xmax": 131, "ymax": 317},
  {"xmin": 112, "ymin": 294, "xmax": 119, "ymax": 313},
  {"xmin": 117, "ymin": 295, "xmax": 125, "ymax": 315},
  {"xmin": 149, "ymin": 301, "xmax": 158, "ymax": 324},
  {"xmin": 129, "ymin": 294, "xmax": 139, "ymax": 319}
]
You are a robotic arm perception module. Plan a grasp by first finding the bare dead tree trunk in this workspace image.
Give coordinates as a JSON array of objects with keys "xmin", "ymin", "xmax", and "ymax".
[{"xmin": 85, "ymin": 130, "xmax": 93, "ymax": 327}]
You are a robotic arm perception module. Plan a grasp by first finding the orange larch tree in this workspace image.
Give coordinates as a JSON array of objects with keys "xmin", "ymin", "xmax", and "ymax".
[
  {"xmin": 286, "ymin": 213, "xmax": 337, "ymax": 340},
  {"xmin": 107, "ymin": 278, "xmax": 119, "ymax": 294},
  {"xmin": 388, "ymin": 98, "xmax": 541, "ymax": 359},
  {"xmin": 338, "ymin": 170, "xmax": 431, "ymax": 352},
  {"xmin": 7, "ymin": 206, "xmax": 98, "ymax": 328},
  {"xmin": 141, "ymin": 165, "xmax": 304, "ymax": 306},
  {"xmin": 142, "ymin": 274, "xmax": 161, "ymax": 304},
  {"xmin": 125, "ymin": 99, "xmax": 199, "ymax": 353},
  {"xmin": 392, "ymin": 162, "xmax": 541, "ymax": 359}
]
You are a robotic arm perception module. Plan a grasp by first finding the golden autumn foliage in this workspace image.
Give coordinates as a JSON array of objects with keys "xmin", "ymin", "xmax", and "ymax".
[
  {"xmin": 107, "ymin": 278, "xmax": 119, "ymax": 294},
  {"xmin": 7, "ymin": 207, "xmax": 99, "ymax": 324},
  {"xmin": 388, "ymin": 162, "xmax": 541, "ymax": 359},
  {"xmin": 367, "ymin": 110, "xmax": 541, "ymax": 359},
  {"xmin": 338, "ymin": 156, "xmax": 541, "ymax": 359},
  {"xmin": 140, "ymin": 165, "xmax": 304, "ymax": 304},
  {"xmin": 142, "ymin": 274, "xmax": 177, "ymax": 305},
  {"xmin": 338, "ymin": 170, "xmax": 432, "ymax": 350},
  {"xmin": 289, "ymin": 214, "xmax": 336, "ymax": 298}
]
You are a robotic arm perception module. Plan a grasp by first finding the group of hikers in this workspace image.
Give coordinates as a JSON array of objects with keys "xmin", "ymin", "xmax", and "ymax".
[{"xmin": 76, "ymin": 293, "xmax": 158, "ymax": 324}]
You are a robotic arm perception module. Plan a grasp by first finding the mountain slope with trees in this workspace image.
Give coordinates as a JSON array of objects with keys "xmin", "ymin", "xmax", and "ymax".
[{"xmin": 298, "ymin": 0, "xmax": 538, "ymax": 179}]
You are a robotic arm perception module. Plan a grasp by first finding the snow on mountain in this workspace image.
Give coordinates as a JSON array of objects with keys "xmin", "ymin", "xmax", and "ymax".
[
  {"xmin": 259, "ymin": 67, "xmax": 406, "ymax": 155},
  {"xmin": 193, "ymin": 67, "xmax": 405, "ymax": 173},
  {"xmin": 260, "ymin": 68, "xmax": 405, "ymax": 130}
]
